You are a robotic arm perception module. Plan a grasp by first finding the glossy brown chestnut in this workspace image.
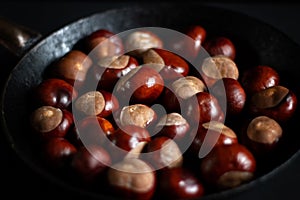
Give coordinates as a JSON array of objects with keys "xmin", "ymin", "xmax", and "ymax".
[
  {"xmin": 31, "ymin": 78, "xmax": 77, "ymax": 109},
  {"xmin": 241, "ymin": 116, "xmax": 283, "ymax": 157},
  {"xmin": 97, "ymin": 90, "xmax": 119, "ymax": 118},
  {"xmin": 94, "ymin": 55, "xmax": 139, "ymax": 92},
  {"xmin": 107, "ymin": 158, "xmax": 156, "ymax": 200},
  {"xmin": 200, "ymin": 143, "xmax": 256, "ymax": 190},
  {"xmin": 108, "ymin": 125, "xmax": 151, "ymax": 161},
  {"xmin": 124, "ymin": 30, "xmax": 163, "ymax": 57},
  {"xmin": 248, "ymin": 85, "xmax": 297, "ymax": 122},
  {"xmin": 42, "ymin": 137, "xmax": 77, "ymax": 168},
  {"xmin": 70, "ymin": 145, "xmax": 111, "ymax": 183},
  {"xmin": 211, "ymin": 77, "xmax": 246, "ymax": 116},
  {"xmin": 158, "ymin": 167, "xmax": 205, "ymax": 199},
  {"xmin": 155, "ymin": 112, "xmax": 190, "ymax": 141},
  {"xmin": 160, "ymin": 76, "xmax": 206, "ymax": 113},
  {"xmin": 49, "ymin": 50, "xmax": 93, "ymax": 87},
  {"xmin": 144, "ymin": 136, "xmax": 183, "ymax": 170},
  {"xmin": 189, "ymin": 121, "xmax": 238, "ymax": 156},
  {"xmin": 115, "ymin": 65, "xmax": 164, "ymax": 105},
  {"xmin": 241, "ymin": 65, "xmax": 280, "ymax": 96},
  {"xmin": 115, "ymin": 104, "xmax": 157, "ymax": 129},
  {"xmin": 142, "ymin": 48, "xmax": 190, "ymax": 83},
  {"xmin": 85, "ymin": 29, "xmax": 124, "ymax": 60},
  {"xmin": 30, "ymin": 106, "xmax": 74, "ymax": 140},
  {"xmin": 199, "ymin": 55, "xmax": 239, "ymax": 88},
  {"xmin": 185, "ymin": 91, "xmax": 225, "ymax": 125},
  {"xmin": 71, "ymin": 116, "xmax": 115, "ymax": 147},
  {"xmin": 203, "ymin": 36, "xmax": 236, "ymax": 60}
]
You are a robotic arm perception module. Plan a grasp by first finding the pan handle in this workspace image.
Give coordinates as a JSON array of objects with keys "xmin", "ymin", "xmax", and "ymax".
[{"xmin": 0, "ymin": 17, "xmax": 42, "ymax": 58}]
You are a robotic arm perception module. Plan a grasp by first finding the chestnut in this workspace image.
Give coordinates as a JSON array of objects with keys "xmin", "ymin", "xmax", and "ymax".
[
  {"xmin": 155, "ymin": 112, "xmax": 190, "ymax": 141},
  {"xmin": 31, "ymin": 78, "xmax": 77, "ymax": 110},
  {"xmin": 200, "ymin": 143, "xmax": 256, "ymax": 190},
  {"xmin": 144, "ymin": 136, "xmax": 183, "ymax": 170},
  {"xmin": 42, "ymin": 137, "xmax": 77, "ymax": 169},
  {"xmin": 241, "ymin": 116, "xmax": 283, "ymax": 157},
  {"xmin": 70, "ymin": 145, "xmax": 111, "ymax": 183},
  {"xmin": 114, "ymin": 65, "xmax": 164, "ymax": 105},
  {"xmin": 124, "ymin": 30, "xmax": 163, "ymax": 57},
  {"xmin": 185, "ymin": 91, "xmax": 225, "ymax": 125},
  {"xmin": 248, "ymin": 85, "xmax": 297, "ymax": 122},
  {"xmin": 211, "ymin": 77, "xmax": 246, "ymax": 116},
  {"xmin": 203, "ymin": 36, "xmax": 236, "ymax": 60},
  {"xmin": 74, "ymin": 90, "xmax": 119, "ymax": 118},
  {"xmin": 160, "ymin": 76, "xmax": 206, "ymax": 113},
  {"xmin": 108, "ymin": 125, "xmax": 151, "ymax": 161},
  {"xmin": 94, "ymin": 55, "xmax": 139, "ymax": 92},
  {"xmin": 49, "ymin": 50, "xmax": 93, "ymax": 87},
  {"xmin": 142, "ymin": 48, "xmax": 190, "ymax": 83},
  {"xmin": 199, "ymin": 55, "xmax": 239, "ymax": 88},
  {"xmin": 30, "ymin": 106, "xmax": 74, "ymax": 139},
  {"xmin": 71, "ymin": 116, "xmax": 115, "ymax": 147},
  {"xmin": 107, "ymin": 158, "xmax": 156, "ymax": 200},
  {"xmin": 115, "ymin": 104, "xmax": 157, "ymax": 129},
  {"xmin": 85, "ymin": 29, "xmax": 124, "ymax": 60},
  {"xmin": 189, "ymin": 121, "xmax": 238, "ymax": 157},
  {"xmin": 240, "ymin": 65, "xmax": 280, "ymax": 96},
  {"xmin": 158, "ymin": 167, "xmax": 205, "ymax": 199}
]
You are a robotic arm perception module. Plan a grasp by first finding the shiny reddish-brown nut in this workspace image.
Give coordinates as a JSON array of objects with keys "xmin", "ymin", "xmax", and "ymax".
[
  {"xmin": 211, "ymin": 77, "xmax": 246, "ymax": 116},
  {"xmin": 199, "ymin": 55, "xmax": 239, "ymax": 88},
  {"xmin": 31, "ymin": 78, "xmax": 78, "ymax": 109},
  {"xmin": 71, "ymin": 116, "xmax": 115, "ymax": 147},
  {"xmin": 49, "ymin": 50, "xmax": 93, "ymax": 87},
  {"xmin": 70, "ymin": 145, "xmax": 111, "ymax": 183},
  {"xmin": 241, "ymin": 116, "xmax": 283, "ymax": 157},
  {"xmin": 107, "ymin": 158, "xmax": 156, "ymax": 200},
  {"xmin": 189, "ymin": 121, "xmax": 238, "ymax": 156},
  {"xmin": 155, "ymin": 113, "xmax": 190, "ymax": 141},
  {"xmin": 30, "ymin": 106, "xmax": 74, "ymax": 139},
  {"xmin": 108, "ymin": 125, "xmax": 151, "ymax": 161},
  {"xmin": 161, "ymin": 76, "xmax": 206, "ymax": 113},
  {"xmin": 248, "ymin": 85, "xmax": 297, "ymax": 122},
  {"xmin": 74, "ymin": 90, "xmax": 119, "ymax": 118},
  {"xmin": 93, "ymin": 55, "xmax": 139, "ymax": 92},
  {"xmin": 203, "ymin": 36, "xmax": 236, "ymax": 60},
  {"xmin": 115, "ymin": 104, "xmax": 157, "ymax": 129},
  {"xmin": 142, "ymin": 48, "xmax": 190, "ymax": 83},
  {"xmin": 124, "ymin": 30, "xmax": 163, "ymax": 57},
  {"xmin": 145, "ymin": 136, "xmax": 183, "ymax": 170},
  {"xmin": 200, "ymin": 143, "xmax": 256, "ymax": 190},
  {"xmin": 115, "ymin": 65, "xmax": 164, "ymax": 105},
  {"xmin": 85, "ymin": 29, "xmax": 124, "ymax": 60},
  {"xmin": 42, "ymin": 137, "xmax": 77, "ymax": 168},
  {"xmin": 185, "ymin": 91, "xmax": 225, "ymax": 125},
  {"xmin": 158, "ymin": 167, "xmax": 205, "ymax": 199},
  {"xmin": 240, "ymin": 65, "xmax": 280, "ymax": 96}
]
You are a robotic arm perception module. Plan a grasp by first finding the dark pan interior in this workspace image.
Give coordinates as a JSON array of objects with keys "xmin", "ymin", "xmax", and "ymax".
[{"xmin": 1, "ymin": 3, "xmax": 300, "ymax": 200}]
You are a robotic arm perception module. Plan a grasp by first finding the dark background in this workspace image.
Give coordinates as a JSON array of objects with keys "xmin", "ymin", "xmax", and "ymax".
[{"xmin": 1, "ymin": 1, "xmax": 300, "ymax": 200}]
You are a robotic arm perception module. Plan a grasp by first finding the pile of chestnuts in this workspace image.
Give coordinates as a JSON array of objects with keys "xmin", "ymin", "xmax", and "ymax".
[{"xmin": 28, "ymin": 24, "xmax": 298, "ymax": 200}]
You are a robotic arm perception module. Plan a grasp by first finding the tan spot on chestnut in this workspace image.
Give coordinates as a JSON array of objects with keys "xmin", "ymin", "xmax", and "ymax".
[
  {"xmin": 217, "ymin": 171, "xmax": 253, "ymax": 189},
  {"xmin": 160, "ymin": 139, "xmax": 183, "ymax": 168},
  {"xmin": 119, "ymin": 104, "xmax": 156, "ymax": 128},
  {"xmin": 31, "ymin": 106, "xmax": 63, "ymax": 132},
  {"xmin": 156, "ymin": 113, "xmax": 187, "ymax": 126},
  {"xmin": 75, "ymin": 91, "xmax": 105, "ymax": 116},
  {"xmin": 202, "ymin": 121, "xmax": 236, "ymax": 138},
  {"xmin": 97, "ymin": 55, "xmax": 130, "ymax": 69},
  {"xmin": 202, "ymin": 55, "xmax": 238, "ymax": 80},
  {"xmin": 251, "ymin": 85, "xmax": 289, "ymax": 109},
  {"xmin": 172, "ymin": 76, "xmax": 206, "ymax": 99},
  {"xmin": 247, "ymin": 116, "xmax": 282, "ymax": 144},
  {"xmin": 108, "ymin": 158, "xmax": 155, "ymax": 193}
]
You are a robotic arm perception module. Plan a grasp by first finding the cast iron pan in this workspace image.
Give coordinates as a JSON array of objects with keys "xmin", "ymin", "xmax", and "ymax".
[{"xmin": 1, "ymin": 3, "xmax": 300, "ymax": 200}]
